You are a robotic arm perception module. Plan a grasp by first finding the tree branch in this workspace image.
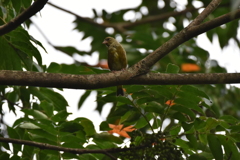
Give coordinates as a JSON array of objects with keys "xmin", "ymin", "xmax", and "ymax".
[
  {"xmin": 135, "ymin": 9, "xmax": 240, "ymax": 74},
  {"xmin": 0, "ymin": 137, "xmax": 150, "ymax": 159},
  {"xmin": 187, "ymin": 0, "xmax": 221, "ymax": 27},
  {"xmin": 47, "ymin": 2, "xmax": 200, "ymax": 32},
  {"xmin": 0, "ymin": 0, "xmax": 48, "ymax": 36},
  {"xmin": 121, "ymin": 7, "xmax": 198, "ymax": 30},
  {"xmin": 0, "ymin": 137, "xmax": 120, "ymax": 159},
  {"xmin": 0, "ymin": 70, "xmax": 239, "ymax": 89},
  {"xmin": 47, "ymin": 2, "xmax": 108, "ymax": 29}
]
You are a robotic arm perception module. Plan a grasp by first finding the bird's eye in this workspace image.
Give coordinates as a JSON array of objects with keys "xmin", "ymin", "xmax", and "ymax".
[{"xmin": 106, "ymin": 38, "xmax": 110, "ymax": 41}]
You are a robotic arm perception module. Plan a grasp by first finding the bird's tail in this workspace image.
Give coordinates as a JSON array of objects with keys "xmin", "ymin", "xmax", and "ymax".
[{"xmin": 117, "ymin": 85, "xmax": 124, "ymax": 96}]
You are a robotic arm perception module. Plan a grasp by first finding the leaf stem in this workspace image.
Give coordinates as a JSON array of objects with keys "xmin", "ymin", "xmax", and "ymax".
[{"xmin": 130, "ymin": 97, "xmax": 155, "ymax": 133}]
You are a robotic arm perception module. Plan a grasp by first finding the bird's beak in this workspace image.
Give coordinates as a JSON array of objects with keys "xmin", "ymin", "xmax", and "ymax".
[{"xmin": 102, "ymin": 40, "xmax": 107, "ymax": 44}]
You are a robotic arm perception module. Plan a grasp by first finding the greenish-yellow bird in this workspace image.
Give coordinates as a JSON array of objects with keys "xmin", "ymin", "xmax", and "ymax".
[{"xmin": 103, "ymin": 37, "xmax": 127, "ymax": 96}]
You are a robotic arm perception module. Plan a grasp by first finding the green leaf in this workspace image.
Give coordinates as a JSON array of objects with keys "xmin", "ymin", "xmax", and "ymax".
[
  {"xmin": 11, "ymin": 0, "xmax": 22, "ymax": 13},
  {"xmin": 189, "ymin": 154, "xmax": 208, "ymax": 160},
  {"xmin": 194, "ymin": 118, "xmax": 206, "ymax": 130},
  {"xmin": 120, "ymin": 110, "xmax": 135, "ymax": 124},
  {"xmin": 134, "ymin": 113, "xmax": 154, "ymax": 129},
  {"xmin": 152, "ymin": 118, "xmax": 161, "ymax": 129},
  {"xmin": 180, "ymin": 85, "xmax": 210, "ymax": 100},
  {"xmin": 6, "ymin": 90, "xmax": 19, "ymax": 114},
  {"xmin": 0, "ymin": 37, "xmax": 22, "ymax": 70},
  {"xmin": 186, "ymin": 133, "xmax": 198, "ymax": 150},
  {"xmin": 7, "ymin": 28, "xmax": 43, "ymax": 66},
  {"xmin": 198, "ymin": 130, "xmax": 208, "ymax": 144},
  {"xmin": 229, "ymin": 124, "xmax": 240, "ymax": 133},
  {"xmin": 28, "ymin": 130, "xmax": 57, "ymax": 143},
  {"xmin": 125, "ymin": 85, "xmax": 146, "ymax": 93},
  {"xmin": 174, "ymin": 98, "xmax": 203, "ymax": 114},
  {"xmin": 148, "ymin": 85, "xmax": 175, "ymax": 99},
  {"xmin": 40, "ymin": 101, "xmax": 54, "ymax": 117},
  {"xmin": 144, "ymin": 101, "xmax": 164, "ymax": 114},
  {"xmin": 108, "ymin": 105, "xmax": 132, "ymax": 120},
  {"xmin": 29, "ymin": 35, "xmax": 47, "ymax": 53},
  {"xmin": 93, "ymin": 132, "xmax": 123, "ymax": 144},
  {"xmin": 22, "ymin": 109, "xmax": 48, "ymax": 119},
  {"xmin": 78, "ymin": 90, "xmax": 91, "ymax": 109},
  {"xmin": 7, "ymin": 126, "xmax": 20, "ymax": 139},
  {"xmin": 22, "ymin": 0, "xmax": 31, "ymax": 8},
  {"xmin": 166, "ymin": 63, "xmax": 179, "ymax": 73},
  {"xmin": 7, "ymin": 126, "xmax": 21, "ymax": 154},
  {"xmin": 229, "ymin": 133, "xmax": 240, "ymax": 142},
  {"xmin": 51, "ymin": 110, "xmax": 70, "ymax": 122},
  {"xmin": 116, "ymin": 96, "xmax": 133, "ymax": 105},
  {"xmin": 207, "ymin": 134, "xmax": 223, "ymax": 160},
  {"xmin": 60, "ymin": 134, "xmax": 85, "ymax": 147},
  {"xmin": 174, "ymin": 139, "xmax": 191, "ymax": 153},
  {"xmin": 218, "ymin": 135, "xmax": 240, "ymax": 160},
  {"xmin": 58, "ymin": 121, "xmax": 86, "ymax": 143},
  {"xmin": 0, "ymin": 152, "xmax": 10, "ymax": 159},
  {"xmin": 54, "ymin": 46, "xmax": 88, "ymax": 57},
  {"xmin": 100, "ymin": 121, "xmax": 111, "ymax": 131},
  {"xmin": 19, "ymin": 122, "xmax": 40, "ymax": 129},
  {"xmin": 170, "ymin": 125, "xmax": 181, "ymax": 136},
  {"xmin": 136, "ymin": 97, "xmax": 156, "ymax": 105},
  {"xmin": 31, "ymin": 119, "xmax": 58, "ymax": 135},
  {"xmin": 17, "ymin": 50, "xmax": 33, "ymax": 70},
  {"xmin": 122, "ymin": 111, "xmax": 142, "ymax": 125},
  {"xmin": 177, "ymin": 91, "xmax": 202, "ymax": 103},
  {"xmin": 98, "ymin": 94, "xmax": 132, "ymax": 105},
  {"xmin": 131, "ymin": 90, "xmax": 151, "ymax": 99},
  {"xmin": 219, "ymin": 115, "xmax": 239, "ymax": 124},
  {"xmin": 29, "ymin": 87, "xmax": 68, "ymax": 111},
  {"xmin": 21, "ymin": 133, "xmax": 35, "ymax": 158},
  {"xmin": 78, "ymin": 154, "xmax": 96, "ymax": 160},
  {"xmin": 77, "ymin": 118, "xmax": 96, "ymax": 136},
  {"xmin": 171, "ymin": 105, "xmax": 196, "ymax": 120},
  {"xmin": 61, "ymin": 152, "xmax": 79, "ymax": 159},
  {"xmin": 205, "ymin": 117, "xmax": 219, "ymax": 131},
  {"xmin": 172, "ymin": 112, "xmax": 187, "ymax": 122}
]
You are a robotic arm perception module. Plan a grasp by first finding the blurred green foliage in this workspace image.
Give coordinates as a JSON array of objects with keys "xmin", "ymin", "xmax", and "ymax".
[{"xmin": 0, "ymin": 0, "xmax": 240, "ymax": 159}]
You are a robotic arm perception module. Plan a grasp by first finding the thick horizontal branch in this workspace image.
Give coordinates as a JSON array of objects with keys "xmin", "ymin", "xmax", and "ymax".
[
  {"xmin": 0, "ymin": 70, "xmax": 239, "ymax": 89},
  {"xmin": 0, "ymin": 0, "xmax": 48, "ymax": 36}
]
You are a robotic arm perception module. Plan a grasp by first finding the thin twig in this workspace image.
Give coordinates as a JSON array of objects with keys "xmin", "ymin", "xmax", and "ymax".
[
  {"xmin": 31, "ymin": 20, "xmax": 53, "ymax": 46},
  {"xmin": 0, "ymin": 137, "xmax": 149, "ymax": 154},
  {"xmin": 47, "ymin": 2, "xmax": 201, "ymax": 32},
  {"xmin": 0, "ymin": 137, "xmax": 117, "ymax": 159},
  {"xmin": 187, "ymin": 0, "xmax": 222, "ymax": 27},
  {"xmin": 159, "ymin": 86, "xmax": 180, "ymax": 134},
  {"xmin": 131, "ymin": 100, "xmax": 155, "ymax": 133}
]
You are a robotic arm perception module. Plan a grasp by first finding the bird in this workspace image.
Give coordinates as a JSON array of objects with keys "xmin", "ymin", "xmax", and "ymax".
[{"xmin": 102, "ymin": 37, "xmax": 127, "ymax": 96}]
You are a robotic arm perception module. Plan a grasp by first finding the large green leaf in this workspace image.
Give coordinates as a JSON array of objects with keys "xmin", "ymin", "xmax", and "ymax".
[
  {"xmin": 75, "ymin": 118, "xmax": 96, "ymax": 137},
  {"xmin": 207, "ymin": 134, "xmax": 223, "ymax": 160},
  {"xmin": 0, "ymin": 37, "xmax": 22, "ymax": 70},
  {"xmin": 29, "ymin": 87, "xmax": 68, "ymax": 111}
]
